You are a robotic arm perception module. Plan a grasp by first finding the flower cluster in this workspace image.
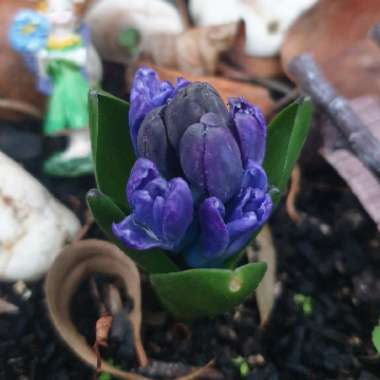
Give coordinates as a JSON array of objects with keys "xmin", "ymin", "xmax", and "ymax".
[{"xmin": 113, "ymin": 68, "xmax": 272, "ymax": 267}]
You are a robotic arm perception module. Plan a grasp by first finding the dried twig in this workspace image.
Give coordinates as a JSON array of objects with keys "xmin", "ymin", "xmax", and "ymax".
[
  {"xmin": 253, "ymin": 226, "xmax": 278, "ymax": 327},
  {"xmin": 138, "ymin": 359, "xmax": 221, "ymax": 380},
  {"xmin": 0, "ymin": 98, "xmax": 42, "ymax": 119},
  {"xmin": 176, "ymin": 360, "xmax": 217, "ymax": 380},
  {"xmin": 73, "ymin": 209, "xmax": 94, "ymax": 242},
  {"xmin": 286, "ymin": 165, "xmax": 302, "ymax": 225},
  {"xmin": 218, "ymin": 62, "xmax": 293, "ymax": 95},
  {"xmin": 370, "ymin": 23, "xmax": 380, "ymax": 47},
  {"xmin": 288, "ymin": 54, "xmax": 380, "ymax": 176}
]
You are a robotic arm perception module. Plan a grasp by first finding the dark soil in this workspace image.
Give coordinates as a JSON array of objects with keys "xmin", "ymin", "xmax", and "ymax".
[{"xmin": 1, "ymin": 121, "xmax": 379, "ymax": 379}]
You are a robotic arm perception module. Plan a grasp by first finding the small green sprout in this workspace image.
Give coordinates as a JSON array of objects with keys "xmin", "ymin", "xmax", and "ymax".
[
  {"xmin": 232, "ymin": 356, "xmax": 250, "ymax": 378},
  {"xmin": 294, "ymin": 293, "xmax": 313, "ymax": 316},
  {"xmin": 98, "ymin": 373, "xmax": 112, "ymax": 380},
  {"xmin": 98, "ymin": 359, "xmax": 119, "ymax": 380},
  {"xmin": 372, "ymin": 322, "xmax": 380, "ymax": 354}
]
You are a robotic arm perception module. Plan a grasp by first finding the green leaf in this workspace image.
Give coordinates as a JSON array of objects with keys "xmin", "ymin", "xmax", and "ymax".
[
  {"xmin": 86, "ymin": 189, "xmax": 179, "ymax": 274},
  {"xmin": 88, "ymin": 89, "xmax": 135, "ymax": 208},
  {"xmin": 373, "ymin": 325, "xmax": 380, "ymax": 354},
  {"xmin": 150, "ymin": 262, "xmax": 267, "ymax": 319},
  {"xmin": 264, "ymin": 97, "xmax": 313, "ymax": 205}
]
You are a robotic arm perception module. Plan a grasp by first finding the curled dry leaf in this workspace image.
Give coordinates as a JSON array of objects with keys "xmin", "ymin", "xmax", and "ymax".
[
  {"xmin": 142, "ymin": 21, "xmax": 242, "ymax": 76},
  {"xmin": 286, "ymin": 165, "xmax": 302, "ymax": 225},
  {"xmin": 226, "ymin": 20, "xmax": 283, "ymax": 79},
  {"xmin": 282, "ymin": 0, "xmax": 380, "ymax": 98},
  {"xmin": 189, "ymin": 0, "xmax": 318, "ymax": 57},
  {"xmin": 129, "ymin": 63, "xmax": 273, "ymax": 116},
  {"xmin": 45, "ymin": 239, "xmax": 150, "ymax": 380}
]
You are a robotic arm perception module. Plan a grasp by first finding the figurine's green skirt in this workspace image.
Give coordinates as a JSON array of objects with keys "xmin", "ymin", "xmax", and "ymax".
[{"xmin": 44, "ymin": 60, "xmax": 89, "ymax": 135}]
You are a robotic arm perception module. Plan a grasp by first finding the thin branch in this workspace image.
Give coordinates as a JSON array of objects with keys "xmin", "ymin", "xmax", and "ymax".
[
  {"xmin": 369, "ymin": 22, "xmax": 380, "ymax": 47},
  {"xmin": 0, "ymin": 98, "xmax": 42, "ymax": 120},
  {"xmin": 218, "ymin": 62, "xmax": 293, "ymax": 95},
  {"xmin": 269, "ymin": 88, "xmax": 300, "ymax": 118},
  {"xmin": 288, "ymin": 53, "xmax": 380, "ymax": 176},
  {"xmin": 286, "ymin": 165, "xmax": 302, "ymax": 224}
]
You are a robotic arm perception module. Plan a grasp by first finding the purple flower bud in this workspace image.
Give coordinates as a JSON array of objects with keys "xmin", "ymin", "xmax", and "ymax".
[
  {"xmin": 129, "ymin": 67, "xmax": 189, "ymax": 151},
  {"xmin": 185, "ymin": 160, "xmax": 272, "ymax": 268},
  {"xmin": 123, "ymin": 68, "xmax": 273, "ymax": 267},
  {"xmin": 228, "ymin": 97, "xmax": 266, "ymax": 165},
  {"xmin": 113, "ymin": 158, "xmax": 193, "ymax": 251},
  {"xmin": 136, "ymin": 106, "xmax": 180, "ymax": 178},
  {"xmin": 164, "ymin": 82, "xmax": 231, "ymax": 152},
  {"xmin": 180, "ymin": 112, "xmax": 243, "ymax": 203}
]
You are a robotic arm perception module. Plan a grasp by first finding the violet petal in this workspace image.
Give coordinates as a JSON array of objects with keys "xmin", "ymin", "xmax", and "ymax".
[
  {"xmin": 112, "ymin": 216, "xmax": 162, "ymax": 250},
  {"xmin": 229, "ymin": 97, "xmax": 267, "ymax": 165},
  {"xmin": 185, "ymin": 197, "xmax": 229, "ymax": 267},
  {"xmin": 126, "ymin": 158, "xmax": 160, "ymax": 203},
  {"xmin": 162, "ymin": 178, "xmax": 194, "ymax": 243},
  {"xmin": 164, "ymin": 82, "xmax": 230, "ymax": 151},
  {"xmin": 180, "ymin": 113, "xmax": 243, "ymax": 203},
  {"xmin": 129, "ymin": 68, "xmax": 176, "ymax": 150}
]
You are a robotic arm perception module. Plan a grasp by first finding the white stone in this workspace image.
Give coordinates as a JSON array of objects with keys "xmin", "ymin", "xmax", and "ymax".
[
  {"xmin": 0, "ymin": 151, "xmax": 80, "ymax": 281},
  {"xmin": 189, "ymin": 0, "xmax": 318, "ymax": 57}
]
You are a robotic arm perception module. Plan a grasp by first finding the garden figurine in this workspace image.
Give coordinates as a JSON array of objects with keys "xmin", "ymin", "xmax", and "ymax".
[{"xmin": 9, "ymin": 0, "xmax": 102, "ymax": 176}]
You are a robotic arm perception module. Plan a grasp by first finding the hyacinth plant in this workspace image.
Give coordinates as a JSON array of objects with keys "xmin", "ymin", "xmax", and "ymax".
[{"xmin": 87, "ymin": 67, "xmax": 312, "ymax": 319}]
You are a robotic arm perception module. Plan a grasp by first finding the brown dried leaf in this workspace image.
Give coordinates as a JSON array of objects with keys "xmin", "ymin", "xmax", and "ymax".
[
  {"xmin": 129, "ymin": 63, "xmax": 273, "ymax": 117},
  {"xmin": 322, "ymin": 39, "xmax": 380, "ymax": 99},
  {"xmin": 282, "ymin": 0, "xmax": 380, "ymax": 98},
  {"xmin": 0, "ymin": 297, "xmax": 19, "ymax": 315},
  {"xmin": 143, "ymin": 21, "xmax": 242, "ymax": 76},
  {"xmin": 45, "ymin": 239, "xmax": 150, "ymax": 380},
  {"xmin": 227, "ymin": 20, "xmax": 283, "ymax": 79},
  {"xmin": 254, "ymin": 226, "xmax": 277, "ymax": 326},
  {"xmin": 320, "ymin": 96, "xmax": 380, "ymax": 231},
  {"xmin": 95, "ymin": 314, "xmax": 113, "ymax": 348},
  {"xmin": 0, "ymin": 1, "xmax": 46, "ymax": 121},
  {"xmin": 231, "ymin": 54, "xmax": 283, "ymax": 80}
]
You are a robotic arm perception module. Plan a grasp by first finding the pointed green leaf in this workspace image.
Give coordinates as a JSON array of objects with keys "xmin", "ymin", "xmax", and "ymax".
[
  {"xmin": 88, "ymin": 89, "xmax": 135, "ymax": 208},
  {"xmin": 264, "ymin": 97, "xmax": 313, "ymax": 204},
  {"xmin": 87, "ymin": 189, "xmax": 179, "ymax": 274},
  {"xmin": 373, "ymin": 325, "xmax": 380, "ymax": 354},
  {"xmin": 150, "ymin": 262, "xmax": 267, "ymax": 319}
]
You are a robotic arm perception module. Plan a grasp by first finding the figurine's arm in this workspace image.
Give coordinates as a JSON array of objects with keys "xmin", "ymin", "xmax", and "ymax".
[{"xmin": 36, "ymin": 49, "xmax": 50, "ymax": 79}]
